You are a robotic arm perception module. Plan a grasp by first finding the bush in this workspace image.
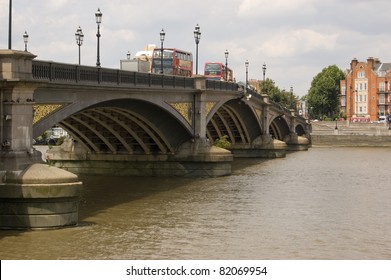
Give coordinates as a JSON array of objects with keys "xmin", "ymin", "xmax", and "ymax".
[{"xmin": 213, "ymin": 135, "xmax": 231, "ymax": 149}]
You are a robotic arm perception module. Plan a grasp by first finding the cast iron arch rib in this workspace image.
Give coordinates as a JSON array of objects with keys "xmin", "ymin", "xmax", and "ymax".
[
  {"xmin": 58, "ymin": 121, "xmax": 95, "ymax": 153},
  {"xmin": 70, "ymin": 115, "xmax": 117, "ymax": 153},
  {"xmin": 110, "ymin": 108, "xmax": 173, "ymax": 154},
  {"xmin": 223, "ymin": 105, "xmax": 250, "ymax": 144}
]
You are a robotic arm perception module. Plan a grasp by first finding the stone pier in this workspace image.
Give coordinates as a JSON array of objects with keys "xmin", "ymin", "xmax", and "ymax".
[{"xmin": 0, "ymin": 50, "xmax": 83, "ymax": 229}]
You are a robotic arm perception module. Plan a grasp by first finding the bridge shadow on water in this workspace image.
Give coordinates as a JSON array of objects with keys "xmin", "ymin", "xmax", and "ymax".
[
  {"xmin": 0, "ymin": 156, "xmax": 275, "ymax": 238},
  {"xmin": 77, "ymin": 157, "xmax": 272, "ymax": 223}
]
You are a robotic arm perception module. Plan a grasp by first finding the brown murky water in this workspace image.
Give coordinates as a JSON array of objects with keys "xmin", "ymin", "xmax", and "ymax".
[{"xmin": 1, "ymin": 147, "xmax": 391, "ymax": 259}]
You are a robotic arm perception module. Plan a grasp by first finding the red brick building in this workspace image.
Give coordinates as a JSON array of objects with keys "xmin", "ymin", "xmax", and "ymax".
[{"xmin": 340, "ymin": 57, "xmax": 391, "ymax": 122}]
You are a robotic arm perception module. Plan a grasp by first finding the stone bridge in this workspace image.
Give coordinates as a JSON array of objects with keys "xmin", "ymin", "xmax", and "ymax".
[
  {"xmin": 0, "ymin": 49, "xmax": 309, "ymax": 228},
  {"xmin": 2, "ymin": 50, "xmax": 309, "ymax": 177}
]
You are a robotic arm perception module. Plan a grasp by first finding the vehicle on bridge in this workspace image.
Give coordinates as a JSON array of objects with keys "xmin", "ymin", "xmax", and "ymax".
[
  {"xmin": 151, "ymin": 48, "xmax": 193, "ymax": 76},
  {"xmin": 204, "ymin": 62, "xmax": 233, "ymax": 82}
]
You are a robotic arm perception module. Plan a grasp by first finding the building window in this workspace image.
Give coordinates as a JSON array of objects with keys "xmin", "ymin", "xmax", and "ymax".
[
  {"xmin": 380, "ymin": 82, "xmax": 385, "ymax": 92},
  {"xmin": 357, "ymin": 71, "xmax": 365, "ymax": 78},
  {"xmin": 380, "ymin": 94, "xmax": 385, "ymax": 104},
  {"xmin": 379, "ymin": 105, "xmax": 385, "ymax": 115},
  {"xmin": 341, "ymin": 85, "xmax": 346, "ymax": 95},
  {"xmin": 341, "ymin": 96, "xmax": 346, "ymax": 106}
]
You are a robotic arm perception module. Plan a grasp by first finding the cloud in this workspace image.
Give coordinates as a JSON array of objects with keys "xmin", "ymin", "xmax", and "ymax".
[
  {"xmin": 238, "ymin": 0, "xmax": 316, "ymax": 18},
  {"xmin": 261, "ymin": 29, "xmax": 339, "ymax": 58}
]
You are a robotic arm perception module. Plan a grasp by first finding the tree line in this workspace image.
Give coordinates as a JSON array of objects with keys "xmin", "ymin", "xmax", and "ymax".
[{"xmin": 258, "ymin": 64, "xmax": 345, "ymax": 120}]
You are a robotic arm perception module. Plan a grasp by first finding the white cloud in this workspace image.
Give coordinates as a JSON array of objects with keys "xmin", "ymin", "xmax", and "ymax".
[
  {"xmin": 2, "ymin": 0, "xmax": 391, "ymax": 96},
  {"xmin": 262, "ymin": 29, "xmax": 338, "ymax": 58},
  {"xmin": 238, "ymin": 0, "xmax": 316, "ymax": 18}
]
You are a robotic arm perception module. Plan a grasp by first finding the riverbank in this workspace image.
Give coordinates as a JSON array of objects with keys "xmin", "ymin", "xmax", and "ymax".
[{"xmin": 310, "ymin": 120, "xmax": 391, "ymax": 147}]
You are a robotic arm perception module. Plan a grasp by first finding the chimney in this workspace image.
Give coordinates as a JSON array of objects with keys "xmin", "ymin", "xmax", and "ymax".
[
  {"xmin": 367, "ymin": 57, "xmax": 374, "ymax": 69},
  {"xmin": 351, "ymin": 58, "xmax": 358, "ymax": 69}
]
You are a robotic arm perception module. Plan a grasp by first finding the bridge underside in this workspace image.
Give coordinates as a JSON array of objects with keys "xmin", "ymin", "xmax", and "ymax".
[{"xmin": 34, "ymin": 97, "xmax": 308, "ymax": 176}]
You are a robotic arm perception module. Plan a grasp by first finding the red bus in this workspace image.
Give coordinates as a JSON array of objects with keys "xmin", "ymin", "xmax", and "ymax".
[
  {"xmin": 151, "ymin": 48, "xmax": 193, "ymax": 76},
  {"xmin": 204, "ymin": 62, "xmax": 233, "ymax": 82}
]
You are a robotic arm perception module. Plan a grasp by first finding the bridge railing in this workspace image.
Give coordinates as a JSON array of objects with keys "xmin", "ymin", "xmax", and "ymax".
[
  {"xmin": 205, "ymin": 80, "xmax": 239, "ymax": 91},
  {"xmin": 31, "ymin": 60, "xmax": 195, "ymax": 89}
]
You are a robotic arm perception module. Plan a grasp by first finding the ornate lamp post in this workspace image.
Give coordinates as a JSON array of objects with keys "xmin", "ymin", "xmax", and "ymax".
[
  {"xmin": 75, "ymin": 26, "xmax": 84, "ymax": 64},
  {"xmin": 23, "ymin": 31, "xmax": 29, "ymax": 51},
  {"xmin": 8, "ymin": 0, "xmax": 12, "ymax": 49},
  {"xmin": 225, "ymin": 49, "xmax": 229, "ymax": 81},
  {"xmin": 95, "ymin": 8, "xmax": 102, "ymax": 67},
  {"xmin": 245, "ymin": 60, "xmax": 249, "ymax": 92},
  {"xmin": 160, "ymin": 28, "xmax": 165, "ymax": 74},
  {"xmin": 290, "ymin": 86, "xmax": 294, "ymax": 110},
  {"xmin": 194, "ymin": 24, "xmax": 201, "ymax": 75},
  {"xmin": 290, "ymin": 86, "xmax": 295, "ymax": 109},
  {"xmin": 262, "ymin": 63, "xmax": 266, "ymax": 93}
]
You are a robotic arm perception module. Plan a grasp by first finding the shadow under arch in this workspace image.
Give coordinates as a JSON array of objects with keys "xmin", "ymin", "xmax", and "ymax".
[
  {"xmin": 206, "ymin": 99, "xmax": 261, "ymax": 147},
  {"xmin": 49, "ymin": 99, "xmax": 193, "ymax": 155}
]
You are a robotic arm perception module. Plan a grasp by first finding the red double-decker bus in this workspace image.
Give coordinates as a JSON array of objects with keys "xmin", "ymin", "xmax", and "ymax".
[
  {"xmin": 204, "ymin": 62, "xmax": 233, "ymax": 82},
  {"xmin": 151, "ymin": 48, "xmax": 193, "ymax": 76}
]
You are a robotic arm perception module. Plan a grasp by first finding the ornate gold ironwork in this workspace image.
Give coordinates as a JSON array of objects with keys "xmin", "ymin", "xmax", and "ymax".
[
  {"xmin": 169, "ymin": 102, "xmax": 193, "ymax": 125},
  {"xmin": 33, "ymin": 104, "xmax": 63, "ymax": 124},
  {"xmin": 205, "ymin": 102, "xmax": 217, "ymax": 116}
]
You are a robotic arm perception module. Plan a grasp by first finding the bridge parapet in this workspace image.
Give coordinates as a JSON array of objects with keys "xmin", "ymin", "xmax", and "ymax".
[{"xmin": 31, "ymin": 60, "xmax": 241, "ymax": 92}]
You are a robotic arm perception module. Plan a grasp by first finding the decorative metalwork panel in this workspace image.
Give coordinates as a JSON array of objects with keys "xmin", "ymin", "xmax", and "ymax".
[
  {"xmin": 255, "ymin": 108, "xmax": 262, "ymax": 121},
  {"xmin": 169, "ymin": 102, "xmax": 193, "ymax": 125},
  {"xmin": 206, "ymin": 102, "xmax": 217, "ymax": 116},
  {"xmin": 33, "ymin": 104, "xmax": 63, "ymax": 124}
]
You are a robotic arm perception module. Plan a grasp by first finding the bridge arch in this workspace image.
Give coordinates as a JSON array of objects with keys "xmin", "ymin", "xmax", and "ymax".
[
  {"xmin": 35, "ymin": 99, "xmax": 193, "ymax": 155},
  {"xmin": 295, "ymin": 123, "xmax": 306, "ymax": 136},
  {"xmin": 269, "ymin": 116, "xmax": 290, "ymax": 140},
  {"xmin": 206, "ymin": 99, "xmax": 262, "ymax": 147}
]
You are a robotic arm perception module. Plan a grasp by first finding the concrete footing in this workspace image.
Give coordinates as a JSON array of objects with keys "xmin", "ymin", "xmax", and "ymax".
[
  {"xmin": 46, "ymin": 138, "xmax": 233, "ymax": 177},
  {"xmin": 0, "ymin": 163, "xmax": 82, "ymax": 229},
  {"xmin": 284, "ymin": 134, "xmax": 310, "ymax": 151}
]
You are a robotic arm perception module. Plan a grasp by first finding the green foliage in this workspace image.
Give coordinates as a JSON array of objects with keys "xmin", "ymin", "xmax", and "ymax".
[
  {"xmin": 307, "ymin": 65, "xmax": 345, "ymax": 119},
  {"xmin": 259, "ymin": 78, "xmax": 297, "ymax": 109},
  {"xmin": 214, "ymin": 135, "xmax": 231, "ymax": 149}
]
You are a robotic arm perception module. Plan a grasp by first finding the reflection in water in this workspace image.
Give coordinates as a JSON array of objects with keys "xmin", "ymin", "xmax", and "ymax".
[{"xmin": 1, "ymin": 147, "xmax": 391, "ymax": 259}]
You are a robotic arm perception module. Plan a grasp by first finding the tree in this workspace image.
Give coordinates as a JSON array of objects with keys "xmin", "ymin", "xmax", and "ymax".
[
  {"xmin": 259, "ymin": 78, "xmax": 298, "ymax": 109},
  {"xmin": 307, "ymin": 65, "xmax": 345, "ymax": 119}
]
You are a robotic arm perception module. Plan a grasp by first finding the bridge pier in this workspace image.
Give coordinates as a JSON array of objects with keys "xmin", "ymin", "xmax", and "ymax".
[
  {"xmin": 284, "ymin": 133, "xmax": 310, "ymax": 151},
  {"xmin": 0, "ymin": 50, "xmax": 82, "ymax": 229},
  {"xmin": 231, "ymin": 134, "xmax": 287, "ymax": 158},
  {"xmin": 46, "ymin": 137, "xmax": 233, "ymax": 177}
]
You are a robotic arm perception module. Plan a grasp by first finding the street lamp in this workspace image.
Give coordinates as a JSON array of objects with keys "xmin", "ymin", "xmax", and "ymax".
[
  {"xmin": 160, "ymin": 28, "xmax": 165, "ymax": 74},
  {"xmin": 225, "ymin": 49, "xmax": 229, "ymax": 81},
  {"xmin": 75, "ymin": 26, "xmax": 84, "ymax": 64},
  {"xmin": 126, "ymin": 51, "xmax": 131, "ymax": 60},
  {"xmin": 290, "ymin": 86, "xmax": 294, "ymax": 110},
  {"xmin": 95, "ymin": 8, "xmax": 102, "ymax": 67},
  {"xmin": 245, "ymin": 60, "xmax": 249, "ymax": 92},
  {"xmin": 8, "ymin": 0, "xmax": 12, "ymax": 49},
  {"xmin": 194, "ymin": 24, "xmax": 201, "ymax": 75},
  {"xmin": 262, "ymin": 63, "xmax": 266, "ymax": 93},
  {"xmin": 23, "ymin": 31, "xmax": 28, "ymax": 52}
]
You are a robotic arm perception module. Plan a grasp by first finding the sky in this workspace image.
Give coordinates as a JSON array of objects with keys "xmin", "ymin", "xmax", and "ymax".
[{"xmin": 1, "ymin": 0, "xmax": 391, "ymax": 96}]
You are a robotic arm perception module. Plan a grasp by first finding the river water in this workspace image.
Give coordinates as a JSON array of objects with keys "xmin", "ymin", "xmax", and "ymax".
[{"xmin": 1, "ymin": 147, "xmax": 391, "ymax": 260}]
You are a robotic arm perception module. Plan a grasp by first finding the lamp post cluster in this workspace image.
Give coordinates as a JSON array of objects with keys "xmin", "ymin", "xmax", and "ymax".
[
  {"xmin": 194, "ymin": 24, "xmax": 201, "ymax": 75},
  {"xmin": 23, "ymin": 31, "xmax": 28, "ymax": 51},
  {"xmin": 73, "ymin": 8, "xmax": 101, "ymax": 66},
  {"xmin": 160, "ymin": 29, "xmax": 165, "ymax": 74},
  {"xmin": 75, "ymin": 26, "xmax": 84, "ymax": 65}
]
